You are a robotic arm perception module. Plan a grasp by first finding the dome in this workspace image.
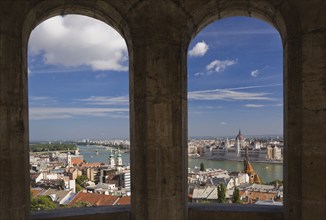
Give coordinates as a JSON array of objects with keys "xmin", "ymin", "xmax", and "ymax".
[
  {"xmin": 109, "ymin": 153, "xmax": 114, "ymax": 159},
  {"xmin": 236, "ymin": 129, "xmax": 244, "ymax": 141}
]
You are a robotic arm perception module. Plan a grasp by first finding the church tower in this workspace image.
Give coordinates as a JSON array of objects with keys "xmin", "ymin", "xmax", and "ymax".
[
  {"xmin": 116, "ymin": 149, "xmax": 123, "ymax": 166},
  {"xmin": 108, "ymin": 149, "xmax": 115, "ymax": 167},
  {"xmin": 74, "ymin": 147, "xmax": 79, "ymax": 155},
  {"xmin": 235, "ymin": 129, "xmax": 244, "ymax": 157},
  {"xmin": 243, "ymin": 146, "xmax": 262, "ymax": 184},
  {"xmin": 67, "ymin": 148, "xmax": 72, "ymax": 167},
  {"xmin": 225, "ymin": 137, "xmax": 230, "ymax": 148}
]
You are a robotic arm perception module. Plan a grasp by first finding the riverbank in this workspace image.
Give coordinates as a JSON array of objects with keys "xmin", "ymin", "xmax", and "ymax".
[
  {"xmin": 77, "ymin": 145, "xmax": 283, "ymax": 182},
  {"xmin": 203, "ymin": 157, "xmax": 283, "ymax": 164},
  {"xmin": 188, "ymin": 157, "xmax": 283, "ymax": 182}
]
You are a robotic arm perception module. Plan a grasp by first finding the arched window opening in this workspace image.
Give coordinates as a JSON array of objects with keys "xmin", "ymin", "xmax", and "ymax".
[
  {"xmin": 187, "ymin": 16, "xmax": 283, "ymax": 206},
  {"xmin": 28, "ymin": 14, "xmax": 131, "ymax": 211}
]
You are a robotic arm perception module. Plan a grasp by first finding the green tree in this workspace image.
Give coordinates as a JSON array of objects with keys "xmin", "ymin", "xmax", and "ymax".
[
  {"xmin": 75, "ymin": 175, "xmax": 89, "ymax": 192},
  {"xmin": 217, "ymin": 183, "xmax": 226, "ymax": 204},
  {"xmin": 198, "ymin": 200, "xmax": 211, "ymax": 204},
  {"xmin": 76, "ymin": 175, "xmax": 88, "ymax": 187},
  {"xmin": 232, "ymin": 187, "xmax": 242, "ymax": 204},
  {"xmin": 59, "ymin": 179, "xmax": 65, "ymax": 190},
  {"xmin": 29, "ymin": 143, "xmax": 77, "ymax": 152},
  {"xmin": 72, "ymin": 201, "xmax": 92, "ymax": 208},
  {"xmin": 31, "ymin": 196, "xmax": 56, "ymax": 211},
  {"xmin": 200, "ymin": 162, "xmax": 205, "ymax": 171},
  {"xmin": 75, "ymin": 183, "xmax": 83, "ymax": 192},
  {"xmin": 268, "ymin": 179, "xmax": 283, "ymax": 187}
]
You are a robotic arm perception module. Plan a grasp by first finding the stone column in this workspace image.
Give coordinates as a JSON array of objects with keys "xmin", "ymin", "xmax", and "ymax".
[
  {"xmin": 300, "ymin": 19, "xmax": 326, "ymax": 220},
  {"xmin": 129, "ymin": 6, "xmax": 188, "ymax": 218},
  {"xmin": 0, "ymin": 22, "xmax": 30, "ymax": 220}
]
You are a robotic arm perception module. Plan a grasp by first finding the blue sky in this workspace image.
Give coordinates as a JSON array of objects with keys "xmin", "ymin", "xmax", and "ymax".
[{"xmin": 28, "ymin": 15, "xmax": 283, "ymax": 141}]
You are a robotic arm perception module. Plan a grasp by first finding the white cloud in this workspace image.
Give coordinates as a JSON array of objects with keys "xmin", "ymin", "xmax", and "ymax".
[
  {"xmin": 29, "ymin": 107, "xmax": 129, "ymax": 120},
  {"xmin": 220, "ymin": 122, "xmax": 227, "ymax": 125},
  {"xmin": 30, "ymin": 96, "xmax": 54, "ymax": 101},
  {"xmin": 244, "ymin": 103, "xmax": 283, "ymax": 108},
  {"xmin": 222, "ymin": 84, "xmax": 282, "ymax": 91},
  {"xmin": 200, "ymin": 29, "xmax": 279, "ymax": 37},
  {"xmin": 110, "ymin": 114, "xmax": 129, "ymax": 119},
  {"xmin": 188, "ymin": 41, "xmax": 209, "ymax": 57},
  {"xmin": 29, "ymin": 96, "xmax": 57, "ymax": 106},
  {"xmin": 206, "ymin": 59, "xmax": 237, "ymax": 73},
  {"xmin": 251, "ymin": 69, "xmax": 260, "ymax": 77},
  {"xmin": 194, "ymin": 72, "xmax": 205, "ymax": 77},
  {"xmin": 188, "ymin": 84, "xmax": 282, "ymax": 101},
  {"xmin": 196, "ymin": 106, "xmax": 214, "ymax": 109},
  {"xmin": 77, "ymin": 96, "xmax": 129, "ymax": 105},
  {"xmin": 95, "ymin": 73, "xmax": 108, "ymax": 79},
  {"xmin": 188, "ymin": 89, "xmax": 273, "ymax": 101},
  {"xmin": 244, "ymin": 104, "xmax": 265, "ymax": 108},
  {"xmin": 29, "ymin": 15, "xmax": 128, "ymax": 71},
  {"xmin": 28, "ymin": 68, "xmax": 86, "ymax": 74},
  {"xmin": 195, "ymin": 105, "xmax": 223, "ymax": 110}
]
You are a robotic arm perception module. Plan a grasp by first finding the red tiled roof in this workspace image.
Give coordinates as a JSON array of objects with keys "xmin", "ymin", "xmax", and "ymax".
[
  {"xmin": 81, "ymin": 163, "xmax": 101, "ymax": 168},
  {"xmin": 115, "ymin": 196, "xmax": 131, "ymax": 205},
  {"xmin": 71, "ymin": 158, "xmax": 83, "ymax": 166},
  {"xmin": 31, "ymin": 188, "xmax": 43, "ymax": 198},
  {"xmin": 240, "ymin": 190, "xmax": 277, "ymax": 204},
  {"xmin": 30, "ymin": 173, "xmax": 40, "ymax": 180},
  {"xmin": 69, "ymin": 192, "xmax": 119, "ymax": 206}
]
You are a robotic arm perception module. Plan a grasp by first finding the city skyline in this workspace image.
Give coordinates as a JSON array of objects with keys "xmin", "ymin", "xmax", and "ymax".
[{"xmin": 28, "ymin": 15, "xmax": 283, "ymax": 141}]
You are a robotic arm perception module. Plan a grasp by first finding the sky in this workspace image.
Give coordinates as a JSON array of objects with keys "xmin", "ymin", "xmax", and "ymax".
[{"xmin": 28, "ymin": 15, "xmax": 283, "ymax": 141}]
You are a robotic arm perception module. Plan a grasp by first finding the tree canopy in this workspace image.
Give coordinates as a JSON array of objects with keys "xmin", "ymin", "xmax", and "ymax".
[
  {"xmin": 232, "ymin": 187, "xmax": 242, "ymax": 204},
  {"xmin": 76, "ymin": 175, "xmax": 88, "ymax": 186},
  {"xmin": 31, "ymin": 196, "xmax": 56, "ymax": 211},
  {"xmin": 200, "ymin": 162, "xmax": 205, "ymax": 171},
  {"xmin": 72, "ymin": 201, "xmax": 92, "ymax": 208},
  {"xmin": 29, "ymin": 143, "xmax": 77, "ymax": 152},
  {"xmin": 75, "ymin": 175, "xmax": 88, "ymax": 192},
  {"xmin": 217, "ymin": 183, "xmax": 226, "ymax": 203}
]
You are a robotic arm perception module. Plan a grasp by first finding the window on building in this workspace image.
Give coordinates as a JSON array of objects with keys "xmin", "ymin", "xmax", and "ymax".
[
  {"xmin": 187, "ymin": 16, "xmax": 283, "ymax": 206},
  {"xmin": 28, "ymin": 14, "xmax": 131, "ymax": 211}
]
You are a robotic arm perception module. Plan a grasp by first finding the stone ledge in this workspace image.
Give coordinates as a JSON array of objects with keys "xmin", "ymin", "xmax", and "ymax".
[
  {"xmin": 189, "ymin": 203, "xmax": 284, "ymax": 220},
  {"xmin": 31, "ymin": 205, "xmax": 131, "ymax": 220},
  {"xmin": 189, "ymin": 203, "xmax": 284, "ymax": 212}
]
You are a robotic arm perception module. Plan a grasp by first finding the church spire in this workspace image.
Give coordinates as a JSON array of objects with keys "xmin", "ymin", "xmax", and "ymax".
[
  {"xmin": 243, "ymin": 145, "xmax": 262, "ymax": 184},
  {"xmin": 243, "ymin": 145, "xmax": 249, "ymax": 172},
  {"xmin": 108, "ymin": 149, "xmax": 115, "ymax": 166}
]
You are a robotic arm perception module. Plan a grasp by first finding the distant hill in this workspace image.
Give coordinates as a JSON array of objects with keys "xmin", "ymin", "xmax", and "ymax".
[{"xmin": 29, "ymin": 143, "xmax": 77, "ymax": 152}]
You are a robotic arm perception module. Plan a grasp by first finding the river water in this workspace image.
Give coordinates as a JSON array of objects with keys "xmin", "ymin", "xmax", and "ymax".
[{"xmin": 78, "ymin": 145, "xmax": 283, "ymax": 183}]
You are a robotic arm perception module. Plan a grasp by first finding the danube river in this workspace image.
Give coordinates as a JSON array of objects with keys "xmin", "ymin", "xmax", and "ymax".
[{"xmin": 78, "ymin": 145, "xmax": 283, "ymax": 183}]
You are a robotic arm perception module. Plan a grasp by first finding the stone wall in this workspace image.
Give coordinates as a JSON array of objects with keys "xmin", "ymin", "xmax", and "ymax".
[{"xmin": 0, "ymin": 0, "xmax": 325, "ymax": 219}]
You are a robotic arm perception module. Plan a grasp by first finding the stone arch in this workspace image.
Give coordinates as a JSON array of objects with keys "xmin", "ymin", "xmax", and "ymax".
[
  {"xmin": 1, "ymin": 1, "xmax": 314, "ymax": 219},
  {"xmin": 21, "ymin": 1, "xmax": 132, "ymax": 87},
  {"xmin": 23, "ymin": 1, "xmax": 131, "ymax": 45},
  {"xmin": 183, "ymin": 1, "xmax": 302, "ymax": 219},
  {"xmin": 184, "ymin": 1, "xmax": 301, "ymax": 47},
  {"xmin": 20, "ymin": 2, "xmax": 133, "ymax": 218}
]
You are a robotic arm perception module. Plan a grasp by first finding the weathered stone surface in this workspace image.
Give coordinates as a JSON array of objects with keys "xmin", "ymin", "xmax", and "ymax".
[{"xmin": 0, "ymin": 0, "xmax": 325, "ymax": 220}]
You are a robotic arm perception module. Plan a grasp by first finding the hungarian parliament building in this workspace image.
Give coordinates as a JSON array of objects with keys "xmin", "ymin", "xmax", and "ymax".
[{"xmin": 189, "ymin": 130, "xmax": 283, "ymax": 163}]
